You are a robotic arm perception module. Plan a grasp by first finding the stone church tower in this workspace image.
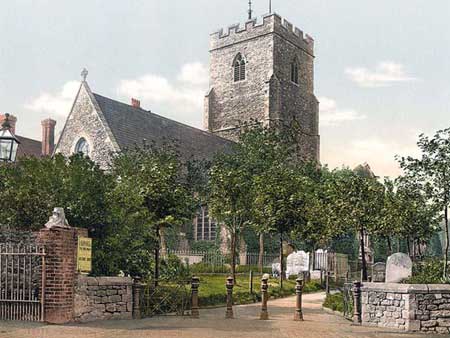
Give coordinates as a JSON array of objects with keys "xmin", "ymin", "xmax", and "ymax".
[{"xmin": 204, "ymin": 13, "xmax": 320, "ymax": 161}]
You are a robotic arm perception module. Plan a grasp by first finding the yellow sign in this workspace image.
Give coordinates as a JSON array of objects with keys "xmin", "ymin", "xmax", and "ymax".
[{"xmin": 77, "ymin": 237, "xmax": 92, "ymax": 274}]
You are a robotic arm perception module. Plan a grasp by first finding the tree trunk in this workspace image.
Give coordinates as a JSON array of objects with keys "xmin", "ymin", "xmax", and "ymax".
[
  {"xmin": 386, "ymin": 236, "xmax": 392, "ymax": 256},
  {"xmin": 417, "ymin": 239, "xmax": 423, "ymax": 259},
  {"xmin": 160, "ymin": 227, "xmax": 167, "ymax": 258},
  {"xmin": 407, "ymin": 237, "xmax": 411, "ymax": 259},
  {"xmin": 444, "ymin": 206, "xmax": 449, "ymax": 278},
  {"xmin": 154, "ymin": 225, "xmax": 161, "ymax": 287},
  {"xmin": 279, "ymin": 232, "xmax": 284, "ymax": 289},
  {"xmin": 398, "ymin": 238, "xmax": 401, "ymax": 253},
  {"xmin": 258, "ymin": 233, "xmax": 264, "ymax": 274},
  {"xmin": 359, "ymin": 226, "xmax": 368, "ymax": 282},
  {"xmin": 231, "ymin": 228, "xmax": 237, "ymax": 282}
]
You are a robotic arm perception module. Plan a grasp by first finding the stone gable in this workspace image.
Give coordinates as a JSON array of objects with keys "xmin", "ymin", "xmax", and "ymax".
[{"xmin": 54, "ymin": 83, "xmax": 119, "ymax": 168}]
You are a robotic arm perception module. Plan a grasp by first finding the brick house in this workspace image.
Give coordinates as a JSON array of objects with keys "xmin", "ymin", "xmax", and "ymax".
[{"xmin": 0, "ymin": 114, "xmax": 56, "ymax": 159}]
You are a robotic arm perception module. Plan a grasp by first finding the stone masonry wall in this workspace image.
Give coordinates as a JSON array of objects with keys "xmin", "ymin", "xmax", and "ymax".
[
  {"xmin": 74, "ymin": 276, "xmax": 133, "ymax": 322},
  {"xmin": 206, "ymin": 13, "xmax": 319, "ymax": 162},
  {"xmin": 361, "ymin": 283, "xmax": 450, "ymax": 334}
]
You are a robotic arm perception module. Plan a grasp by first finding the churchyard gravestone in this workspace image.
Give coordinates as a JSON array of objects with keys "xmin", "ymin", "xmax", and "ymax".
[
  {"xmin": 272, "ymin": 262, "xmax": 281, "ymax": 277},
  {"xmin": 371, "ymin": 262, "xmax": 386, "ymax": 282},
  {"xmin": 385, "ymin": 253, "xmax": 412, "ymax": 283},
  {"xmin": 286, "ymin": 251, "xmax": 309, "ymax": 278}
]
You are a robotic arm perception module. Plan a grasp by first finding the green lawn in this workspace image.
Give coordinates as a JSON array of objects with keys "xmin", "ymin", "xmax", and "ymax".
[{"xmin": 196, "ymin": 274, "xmax": 322, "ymax": 307}]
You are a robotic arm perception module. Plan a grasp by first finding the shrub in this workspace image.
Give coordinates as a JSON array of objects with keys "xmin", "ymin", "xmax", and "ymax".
[
  {"xmin": 160, "ymin": 254, "xmax": 190, "ymax": 280},
  {"xmin": 406, "ymin": 258, "xmax": 449, "ymax": 284},
  {"xmin": 323, "ymin": 292, "xmax": 344, "ymax": 312},
  {"xmin": 303, "ymin": 280, "xmax": 322, "ymax": 293}
]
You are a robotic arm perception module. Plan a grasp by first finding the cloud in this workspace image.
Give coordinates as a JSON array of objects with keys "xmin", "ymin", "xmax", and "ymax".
[
  {"xmin": 322, "ymin": 135, "xmax": 421, "ymax": 178},
  {"xmin": 25, "ymin": 81, "xmax": 80, "ymax": 116},
  {"xmin": 117, "ymin": 62, "xmax": 208, "ymax": 125},
  {"xmin": 346, "ymin": 61, "xmax": 417, "ymax": 88},
  {"xmin": 319, "ymin": 97, "xmax": 366, "ymax": 126},
  {"xmin": 177, "ymin": 62, "xmax": 209, "ymax": 86}
]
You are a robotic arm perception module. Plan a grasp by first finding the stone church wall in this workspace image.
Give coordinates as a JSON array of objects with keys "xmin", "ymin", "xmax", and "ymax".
[
  {"xmin": 55, "ymin": 85, "xmax": 117, "ymax": 169},
  {"xmin": 206, "ymin": 13, "xmax": 319, "ymax": 162}
]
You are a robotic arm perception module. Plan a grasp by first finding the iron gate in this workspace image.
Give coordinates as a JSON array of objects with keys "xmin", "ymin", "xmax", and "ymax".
[
  {"xmin": 0, "ymin": 244, "xmax": 46, "ymax": 321},
  {"xmin": 140, "ymin": 278, "xmax": 191, "ymax": 317}
]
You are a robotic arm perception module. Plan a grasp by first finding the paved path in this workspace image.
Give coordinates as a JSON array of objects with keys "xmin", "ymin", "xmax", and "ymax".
[{"xmin": 0, "ymin": 292, "xmax": 441, "ymax": 338}]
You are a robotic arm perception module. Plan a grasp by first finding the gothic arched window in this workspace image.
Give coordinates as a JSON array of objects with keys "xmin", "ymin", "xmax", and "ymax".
[
  {"xmin": 233, "ymin": 53, "xmax": 246, "ymax": 82},
  {"xmin": 74, "ymin": 137, "xmax": 90, "ymax": 156},
  {"xmin": 291, "ymin": 59, "xmax": 299, "ymax": 85}
]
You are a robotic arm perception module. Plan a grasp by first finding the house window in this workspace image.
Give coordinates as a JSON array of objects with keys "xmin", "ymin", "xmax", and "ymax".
[
  {"xmin": 233, "ymin": 53, "xmax": 246, "ymax": 82},
  {"xmin": 195, "ymin": 206, "xmax": 217, "ymax": 241},
  {"xmin": 291, "ymin": 60, "xmax": 299, "ymax": 84},
  {"xmin": 74, "ymin": 137, "xmax": 90, "ymax": 156}
]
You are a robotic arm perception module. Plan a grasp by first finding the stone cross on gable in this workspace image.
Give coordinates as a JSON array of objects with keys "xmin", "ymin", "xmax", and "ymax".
[{"xmin": 81, "ymin": 68, "xmax": 88, "ymax": 82}]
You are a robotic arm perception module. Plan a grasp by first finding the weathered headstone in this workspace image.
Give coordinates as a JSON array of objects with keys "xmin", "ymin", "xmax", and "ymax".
[
  {"xmin": 372, "ymin": 262, "xmax": 386, "ymax": 282},
  {"xmin": 385, "ymin": 253, "xmax": 412, "ymax": 283},
  {"xmin": 271, "ymin": 261, "xmax": 281, "ymax": 277},
  {"xmin": 286, "ymin": 251, "xmax": 309, "ymax": 278}
]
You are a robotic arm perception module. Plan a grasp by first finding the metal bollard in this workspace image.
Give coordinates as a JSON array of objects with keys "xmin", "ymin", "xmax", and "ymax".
[
  {"xmin": 326, "ymin": 271, "xmax": 331, "ymax": 295},
  {"xmin": 352, "ymin": 281, "xmax": 362, "ymax": 325},
  {"xmin": 260, "ymin": 276, "xmax": 269, "ymax": 320},
  {"xmin": 191, "ymin": 276, "xmax": 200, "ymax": 318},
  {"xmin": 225, "ymin": 276, "xmax": 234, "ymax": 319},
  {"xmin": 294, "ymin": 278, "xmax": 304, "ymax": 321},
  {"xmin": 132, "ymin": 277, "xmax": 143, "ymax": 319}
]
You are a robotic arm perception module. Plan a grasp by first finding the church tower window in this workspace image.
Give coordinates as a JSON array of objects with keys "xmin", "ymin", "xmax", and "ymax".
[
  {"xmin": 233, "ymin": 53, "xmax": 246, "ymax": 82},
  {"xmin": 74, "ymin": 137, "xmax": 90, "ymax": 156}
]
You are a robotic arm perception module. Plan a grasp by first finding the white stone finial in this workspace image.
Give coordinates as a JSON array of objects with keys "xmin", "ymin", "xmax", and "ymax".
[{"xmin": 81, "ymin": 68, "xmax": 88, "ymax": 82}]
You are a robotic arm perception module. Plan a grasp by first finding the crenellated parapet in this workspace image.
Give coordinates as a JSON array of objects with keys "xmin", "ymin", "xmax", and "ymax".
[{"xmin": 210, "ymin": 13, "xmax": 314, "ymax": 55}]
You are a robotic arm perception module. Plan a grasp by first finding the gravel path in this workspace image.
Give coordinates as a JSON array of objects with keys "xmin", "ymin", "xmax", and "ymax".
[{"xmin": 0, "ymin": 292, "xmax": 441, "ymax": 338}]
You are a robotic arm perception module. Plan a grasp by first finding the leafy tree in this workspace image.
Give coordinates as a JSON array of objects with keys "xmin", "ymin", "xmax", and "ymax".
[
  {"xmin": 327, "ymin": 168, "xmax": 384, "ymax": 281},
  {"xmin": 398, "ymin": 128, "xmax": 450, "ymax": 277},
  {"xmin": 253, "ymin": 164, "xmax": 308, "ymax": 287},
  {"xmin": 0, "ymin": 154, "xmax": 111, "ymax": 234},
  {"xmin": 110, "ymin": 142, "xmax": 195, "ymax": 282},
  {"xmin": 208, "ymin": 147, "xmax": 253, "ymax": 281}
]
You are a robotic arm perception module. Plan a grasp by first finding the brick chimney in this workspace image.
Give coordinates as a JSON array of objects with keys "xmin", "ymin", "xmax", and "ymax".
[
  {"xmin": 41, "ymin": 118, "xmax": 57, "ymax": 156},
  {"xmin": 0, "ymin": 114, "xmax": 17, "ymax": 134},
  {"xmin": 131, "ymin": 98, "xmax": 141, "ymax": 108}
]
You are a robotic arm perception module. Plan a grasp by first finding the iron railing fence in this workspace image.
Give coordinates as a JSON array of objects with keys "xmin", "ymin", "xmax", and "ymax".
[{"xmin": 0, "ymin": 244, "xmax": 46, "ymax": 321}]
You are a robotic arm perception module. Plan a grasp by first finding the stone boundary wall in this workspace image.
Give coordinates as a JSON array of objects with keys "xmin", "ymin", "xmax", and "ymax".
[
  {"xmin": 74, "ymin": 275, "xmax": 133, "ymax": 322},
  {"xmin": 361, "ymin": 283, "xmax": 450, "ymax": 334}
]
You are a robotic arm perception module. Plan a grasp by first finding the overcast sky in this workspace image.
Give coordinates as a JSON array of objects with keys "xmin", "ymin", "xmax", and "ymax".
[{"xmin": 1, "ymin": 0, "xmax": 449, "ymax": 177}]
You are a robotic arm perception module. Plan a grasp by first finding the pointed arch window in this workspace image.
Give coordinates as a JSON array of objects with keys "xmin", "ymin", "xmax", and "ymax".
[
  {"xmin": 74, "ymin": 137, "xmax": 90, "ymax": 156},
  {"xmin": 233, "ymin": 53, "xmax": 246, "ymax": 82},
  {"xmin": 291, "ymin": 59, "xmax": 299, "ymax": 85}
]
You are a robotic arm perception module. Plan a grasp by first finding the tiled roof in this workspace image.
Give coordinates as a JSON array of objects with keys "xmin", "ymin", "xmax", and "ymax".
[
  {"xmin": 93, "ymin": 93, "xmax": 233, "ymax": 162},
  {"xmin": 16, "ymin": 136, "xmax": 42, "ymax": 158}
]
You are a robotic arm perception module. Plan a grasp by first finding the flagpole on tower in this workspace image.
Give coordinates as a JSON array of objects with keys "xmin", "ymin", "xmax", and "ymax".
[
  {"xmin": 269, "ymin": 0, "xmax": 272, "ymax": 13},
  {"xmin": 248, "ymin": 0, "xmax": 253, "ymax": 20}
]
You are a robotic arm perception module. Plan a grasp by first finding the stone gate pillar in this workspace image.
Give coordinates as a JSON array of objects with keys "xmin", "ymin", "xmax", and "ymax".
[{"xmin": 37, "ymin": 208, "xmax": 80, "ymax": 324}]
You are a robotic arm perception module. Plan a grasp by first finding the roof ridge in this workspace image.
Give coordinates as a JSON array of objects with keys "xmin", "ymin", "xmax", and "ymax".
[{"xmin": 16, "ymin": 135, "xmax": 41, "ymax": 144}]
